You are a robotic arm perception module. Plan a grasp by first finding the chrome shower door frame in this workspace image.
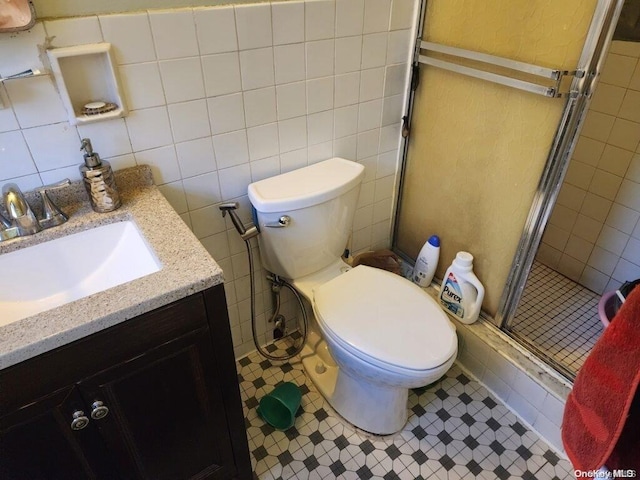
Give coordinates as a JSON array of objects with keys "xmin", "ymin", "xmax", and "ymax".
[{"xmin": 494, "ymin": 0, "xmax": 627, "ymax": 330}]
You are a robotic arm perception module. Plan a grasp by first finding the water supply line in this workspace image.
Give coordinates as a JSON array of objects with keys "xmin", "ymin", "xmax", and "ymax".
[{"xmin": 219, "ymin": 203, "xmax": 308, "ymax": 361}]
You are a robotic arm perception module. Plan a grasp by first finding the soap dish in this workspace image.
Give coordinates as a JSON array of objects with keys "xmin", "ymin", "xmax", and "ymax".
[{"xmin": 82, "ymin": 101, "xmax": 118, "ymax": 116}]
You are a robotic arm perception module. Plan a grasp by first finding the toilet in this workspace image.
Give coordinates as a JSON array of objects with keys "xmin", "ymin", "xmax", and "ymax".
[{"xmin": 248, "ymin": 157, "xmax": 458, "ymax": 434}]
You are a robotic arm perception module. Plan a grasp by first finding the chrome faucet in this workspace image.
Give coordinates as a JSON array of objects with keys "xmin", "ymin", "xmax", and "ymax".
[
  {"xmin": 0, "ymin": 179, "xmax": 71, "ymax": 242},
  {"xmin": 2, "ymin": 184, "xmax": 41, "ymax": 236}
]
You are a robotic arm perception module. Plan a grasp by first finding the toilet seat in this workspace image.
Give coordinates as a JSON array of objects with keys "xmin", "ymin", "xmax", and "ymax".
[{"xmin": 313, "ymin": 265, "xmax": 457, "ymax": 372}]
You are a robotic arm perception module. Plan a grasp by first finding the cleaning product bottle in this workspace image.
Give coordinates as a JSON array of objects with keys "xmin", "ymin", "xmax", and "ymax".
[
  {"xmin": 439, "ymin": 251, "xmax": 485, "ymax": 324},
  {"xmin": 412, "ymin": 235, "xmax": 440, "ymax": 287},
  {"xmin": 79, "ymin": 138, "xmax": 121, "ymax": 213}
]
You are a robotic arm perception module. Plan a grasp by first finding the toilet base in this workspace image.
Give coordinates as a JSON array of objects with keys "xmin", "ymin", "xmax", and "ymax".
[
  {"xmin": 332, "ymin": 367, "xmax": 409, "ymax": 434},
  {"xmin": 301, "ymin": 332, "xmax": 409, "ymax": 435},
  {"xmin": 300, "ymin": 330, "xmax": 339, "ymax": 400}
]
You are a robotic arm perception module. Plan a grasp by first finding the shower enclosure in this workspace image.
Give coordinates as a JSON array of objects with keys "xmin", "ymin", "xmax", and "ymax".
[
  {"xmin": 506, "ymin": 32, "xmax": 640, "ymax": 378},
  {"xmin": 393, "ymin": 0, "xmax": 632, "ymax": 380}
]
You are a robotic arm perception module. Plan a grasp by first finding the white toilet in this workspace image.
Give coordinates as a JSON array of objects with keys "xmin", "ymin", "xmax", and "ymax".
[{"xmin": 248, "ymin": 157, "xmax": 458, "ymax": 435}]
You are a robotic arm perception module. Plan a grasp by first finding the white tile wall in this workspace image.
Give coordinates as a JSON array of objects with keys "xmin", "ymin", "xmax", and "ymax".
[
  {"xmin": 271, "ymin": 1, "xmax": 305, "ymax": 45},
  {"xmin": 45, "ymin": 17, "xmax": 103, "ymax": 48},
  {"xmin": 0, "ymin": 0, "xmax": 416, "ymax": 359},
  {"xmin": 455, "ymin": 324, "xmax": 569, "ymax": 455},
  {"xmin": 149, "ymin": 9, "xmax": 199, "ymax": 60},
  {"xmin": 540, "ymin": 41, "xmax": 640, "ymax": 294},
  {"xmin": 5, "ymin": 76, "xmax": 68, "ymax": 129},
  {"xmin": 273, "ymin": 44, "xmax": 306, "ymax": 84},
  {"xmin": 234, "ymin": 3, "xmax": 273, "ymax": 51},
  {"xmin": 364, "ymin": 0, "xmax": 392, "ymax": 34},
  {"xmin": 336, "ymin": 0, "xmax": 365, "ymax": 38},
  {"xmin": 305, "ymin": 0, "xmax": 335, "ymax": 41},
  {"xmin": 208, "ymin": 94, "xmax": 246, "ymax": 134},
  {"xmin": 194, "ymin": 6, "xmax": 238, "ymax": 55},
  {"xmin": 99, "ymin": 13, "xmax": 157, "ymax": 65},
  {"xmin": 0, "ymin": 23, "xmax": 47, "ymax": 74}
]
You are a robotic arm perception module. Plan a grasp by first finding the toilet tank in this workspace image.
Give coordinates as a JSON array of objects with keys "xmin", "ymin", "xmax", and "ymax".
[{"xmin": 248, "ymin": 158, "xmax": 365, "ymax": 280}]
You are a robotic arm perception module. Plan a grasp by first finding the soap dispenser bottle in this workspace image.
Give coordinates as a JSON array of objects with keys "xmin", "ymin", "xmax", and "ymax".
[{"xmin": 79, "ymin": 138, "xmax": 121, "ymax": 213}]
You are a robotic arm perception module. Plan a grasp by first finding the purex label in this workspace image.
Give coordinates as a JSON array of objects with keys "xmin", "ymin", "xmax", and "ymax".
[{"xmin": 440, "ymin": 272, "xmax": 464, "ymax": 317}]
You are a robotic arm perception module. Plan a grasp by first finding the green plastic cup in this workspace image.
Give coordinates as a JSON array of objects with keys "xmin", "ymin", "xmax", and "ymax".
[{"xmin": 257, "ymin": 382, "xmax": 302, "ymax": 430}]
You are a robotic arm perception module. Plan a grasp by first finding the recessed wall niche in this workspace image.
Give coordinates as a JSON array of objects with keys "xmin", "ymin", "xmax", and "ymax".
[{"xmin": 47, "ymin": 43, "xmax": 127, "ymax": 125}]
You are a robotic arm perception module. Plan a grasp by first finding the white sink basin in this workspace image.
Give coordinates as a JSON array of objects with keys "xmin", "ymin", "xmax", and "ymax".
[{"xmin": 0, "ymin": 221, "xmax": 162, "ymax": 326}]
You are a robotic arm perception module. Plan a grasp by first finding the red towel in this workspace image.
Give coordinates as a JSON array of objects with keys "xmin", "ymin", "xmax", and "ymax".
[{"xmin": 561, "ymin": 286, "xmax": 640, "ymax": 470}]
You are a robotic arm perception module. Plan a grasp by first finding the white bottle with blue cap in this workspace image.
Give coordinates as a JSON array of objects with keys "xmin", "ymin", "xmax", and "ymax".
[{"xmin": 412, "ymin": 235, "xmax": 440, "ymax": 287}]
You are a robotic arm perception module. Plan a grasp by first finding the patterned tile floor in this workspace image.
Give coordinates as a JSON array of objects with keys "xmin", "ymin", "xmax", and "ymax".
[
  {"xmin": 237, "ymin": 345, "xmax": 573, "ymax": 479},
  {"xmin": 509, "ymin": 262, "xmax": 603, "ymax": 376}
]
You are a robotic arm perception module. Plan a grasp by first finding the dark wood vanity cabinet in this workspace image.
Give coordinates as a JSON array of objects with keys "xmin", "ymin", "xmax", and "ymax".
[{"xmin": 0, "ymin": 285, "xmax": 253, "ymax": 480}]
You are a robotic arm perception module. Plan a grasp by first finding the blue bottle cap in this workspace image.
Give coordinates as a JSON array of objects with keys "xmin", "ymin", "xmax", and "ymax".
[{"xmin": 428, "ymin": 235, "xmax": 440, "ymax": 247}]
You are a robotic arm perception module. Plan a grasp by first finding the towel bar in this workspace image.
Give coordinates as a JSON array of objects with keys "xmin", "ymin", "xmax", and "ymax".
[{"xmin": 418, "ymin": 41, "xmax": 584, "ymax": 98}]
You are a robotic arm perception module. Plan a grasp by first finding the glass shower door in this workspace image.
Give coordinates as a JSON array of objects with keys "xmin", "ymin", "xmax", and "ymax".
[{"xmin": 394, "ymin": 0, "xmax": 602, "ymax": 318}]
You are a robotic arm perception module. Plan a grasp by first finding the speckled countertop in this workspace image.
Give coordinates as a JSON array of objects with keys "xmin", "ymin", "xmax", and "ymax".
[{"xmin": 0, "ymin": 165, "xmax": 224, "ymax": 370}]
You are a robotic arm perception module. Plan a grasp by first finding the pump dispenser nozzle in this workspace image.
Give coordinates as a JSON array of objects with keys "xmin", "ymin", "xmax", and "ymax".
[{"xmin": 80, "ymin": 138, "xmax": 102, "ymax": 168}]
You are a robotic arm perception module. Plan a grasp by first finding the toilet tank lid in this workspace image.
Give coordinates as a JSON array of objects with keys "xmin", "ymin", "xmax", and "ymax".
[{"xmin": 248, "ymin": 158, "xmax": 365, "ymax": 213}]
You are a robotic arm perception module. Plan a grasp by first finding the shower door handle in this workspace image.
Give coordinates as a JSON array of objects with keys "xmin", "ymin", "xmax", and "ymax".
[{"xmin": 264, "ymin": 216, "xmax": 291, "ymax": 228}]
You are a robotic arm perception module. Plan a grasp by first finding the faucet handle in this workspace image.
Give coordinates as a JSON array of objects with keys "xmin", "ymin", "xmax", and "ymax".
[
  {"xmin": 0, "ymin": 212, "xmax": 11, "ymax": 229},
  {"xmin": 38, "ymin": 178, "xmax": 71, "ymax": 193},
  {"xmin": 36, "ymin": 178, "xmax": 71, "ymax": 229}
]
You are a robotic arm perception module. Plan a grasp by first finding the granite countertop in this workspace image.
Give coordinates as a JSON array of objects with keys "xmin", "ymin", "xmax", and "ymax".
[{"xmin": 0, "ymin": 165, "xmax": 224, "ymax": 370}]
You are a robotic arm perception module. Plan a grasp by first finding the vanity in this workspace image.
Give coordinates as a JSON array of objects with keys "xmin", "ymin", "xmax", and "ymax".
[{"xmin": 0, "ymin": 167, "xmax": 253, "ymax": 479}]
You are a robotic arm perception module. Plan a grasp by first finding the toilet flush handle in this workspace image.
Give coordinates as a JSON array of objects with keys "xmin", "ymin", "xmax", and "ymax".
[{"xmin": 264, "ymin": 215, "xmax": 291, "ymax": 228}]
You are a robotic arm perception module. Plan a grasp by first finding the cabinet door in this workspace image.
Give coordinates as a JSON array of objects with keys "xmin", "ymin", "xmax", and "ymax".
[
  {"xmin": 0, "ymin": 386, "xmax": 120, "ymax": 480},
  {"xmin": 78, "ymin": 328, "xmax": 237, "ymax": 480}
]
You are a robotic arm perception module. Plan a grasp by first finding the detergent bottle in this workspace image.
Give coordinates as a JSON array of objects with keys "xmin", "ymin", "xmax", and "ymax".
[{"xmin": 439, "ymin": 252, "xmax": 485, "ymax": 324}]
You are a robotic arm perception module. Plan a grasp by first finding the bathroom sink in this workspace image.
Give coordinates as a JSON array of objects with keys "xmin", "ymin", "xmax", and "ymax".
[{"xmin": 0, "ymin": 221, "xmax": 161, "ymax": 326}]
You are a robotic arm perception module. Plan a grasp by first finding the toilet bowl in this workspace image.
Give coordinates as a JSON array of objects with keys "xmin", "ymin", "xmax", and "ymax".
[
  {"xmin": 248, "ymin": 158, "xmax": 458, "ymax": 434},
  {"xmin": 294, "ymin": 260, "xmax": 457, "ymax": 434}
]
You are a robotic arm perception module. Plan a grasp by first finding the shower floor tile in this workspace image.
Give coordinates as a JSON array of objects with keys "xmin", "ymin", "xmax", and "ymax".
[
  {"xmin": 237, "ymin": 348, "xmax": 573, "ymax": 479},
  {"xmin": 510, "ymin": 262, "xmax": 604, "ymax": 375}
]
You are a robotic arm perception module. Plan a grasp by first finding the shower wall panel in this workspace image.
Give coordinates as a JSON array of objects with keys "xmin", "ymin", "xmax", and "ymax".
[{"xmin": 538, "ymin": 40, "xmax": 640, "ymax": 295}]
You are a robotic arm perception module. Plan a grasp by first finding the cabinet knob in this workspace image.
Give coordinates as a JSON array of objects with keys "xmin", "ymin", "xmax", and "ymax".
[
  {"xmin": 70, "ymin": 410, "xmax": 90, "ymax": 430},
  {"xmin": 90, "ymin": 400, "xmax": 109, "ymax": 420}
]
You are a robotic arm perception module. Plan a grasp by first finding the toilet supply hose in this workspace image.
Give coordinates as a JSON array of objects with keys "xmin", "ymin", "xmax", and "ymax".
[
  {"xmin": 245, "ymin": 241, "xmax": 308, "ymax": 361},
  {"xmin": 219, "ymin": 203, "xmax": 308, "ymax": 361}
]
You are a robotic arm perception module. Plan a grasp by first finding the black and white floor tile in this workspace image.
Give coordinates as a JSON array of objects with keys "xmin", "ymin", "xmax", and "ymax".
[
  {"xmin": 510, "ymin": 262, "xmax": 603, "ymax": 375},
  {"xmin": 237, "ymin": 345, "xmax": 573, "ymax": 479}
]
